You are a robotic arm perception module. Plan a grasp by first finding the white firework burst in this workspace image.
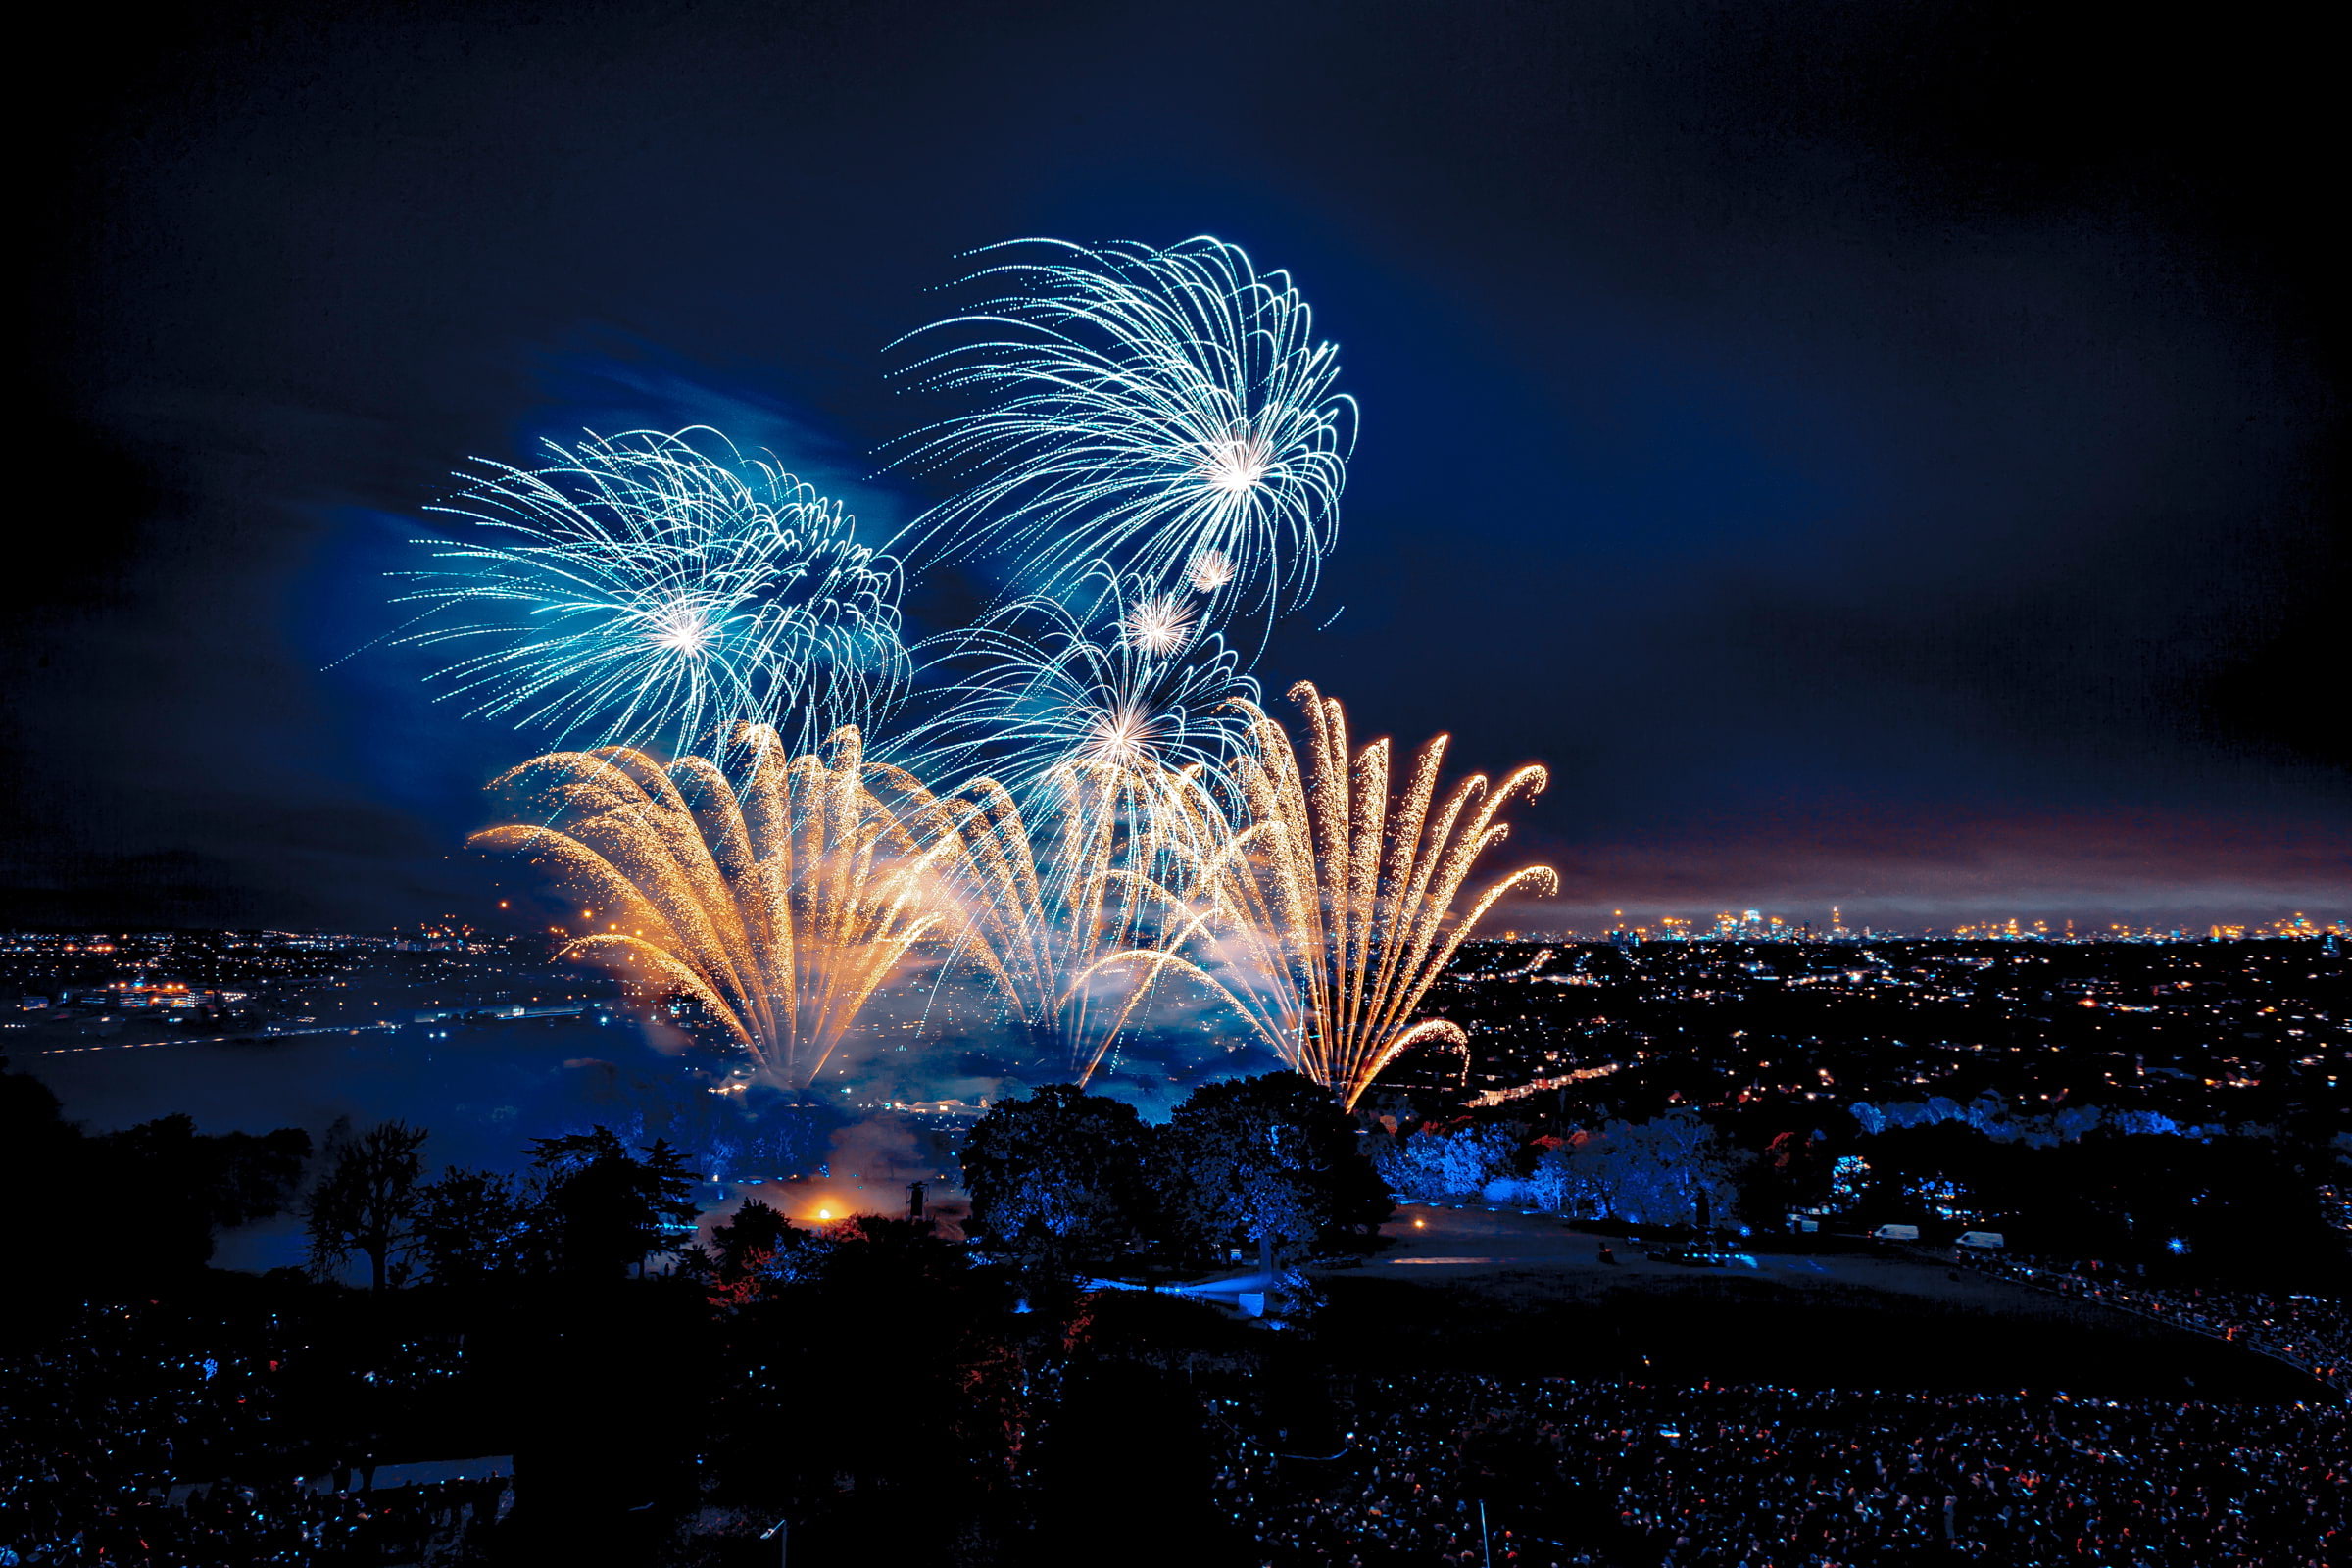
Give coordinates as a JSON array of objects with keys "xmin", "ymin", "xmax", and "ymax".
[
  {"xmin": 888, "ymin": 566, "xmax": 1258, "ymax": 798},
  {"xmin": 890, "ymin": 236, "xmax": 1354, "ymax": 633},
  {"xmin": 393, "ymin": 427, "xmax": 906, "ymax": 757},
  {"xmin": 1120, "ymin": 594, "xmax": 1197, "ymax": 655},
  {"xmin": 1187, "ymin": 549, "xmax": 1238, "ymax": 593}
]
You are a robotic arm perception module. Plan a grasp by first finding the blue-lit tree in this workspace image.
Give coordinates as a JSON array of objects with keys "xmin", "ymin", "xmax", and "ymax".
[
  {"xmin": 1527, "ymin": 1112, "xmax": 1748, "ymax": 1228},
  {"xmin": 961, "ymin": 1084, "xmax": 1154, "ymax": 1278},
  {"xmin": 1164, "ymin": 1071, "xmax": 1390, "ymax": 1270}
]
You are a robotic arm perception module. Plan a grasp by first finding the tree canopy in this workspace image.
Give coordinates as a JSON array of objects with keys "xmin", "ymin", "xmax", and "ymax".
[
  {"xmin": 961, "ymin": 1083, "xmax": 1155, "ymax": 1276},
  {"xmin": 1166, "ymin": 1071, "xmax": 1390, "ymax": 1267},
  {"xmin": 306, "ymin": 1119, "xmax": 428, "ymax": 1290},
  {"xmin": 526, "ymin": 1128, "xmax": 701, "ymax": 1278},
  {"xmin": 960, "ymin": 1072, "xmax": 1390, "ymax": 1279}
]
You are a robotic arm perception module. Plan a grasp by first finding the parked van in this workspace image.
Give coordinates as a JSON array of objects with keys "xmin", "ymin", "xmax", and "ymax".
[
  {"xmin": 1955, "ymin": 1231, "xmax": 2006, "ymax": 1250},
  {"xmin": 1870, "ymin": 1223, "xmax": 1921, "ymax": 1242}
]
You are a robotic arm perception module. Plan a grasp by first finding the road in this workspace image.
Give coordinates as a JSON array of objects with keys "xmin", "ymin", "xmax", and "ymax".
[
  {"xmin": 31, "ymin": 1021, "xmax": 404, "ymax": 1054},
  {"xmin": 1362, "ymin": 1202, "xmax": 2076, "ymax": 1315}
]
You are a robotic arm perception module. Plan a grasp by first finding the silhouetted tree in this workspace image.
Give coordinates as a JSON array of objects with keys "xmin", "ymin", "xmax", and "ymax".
[
  {"xmin": 1165, "ymin": 1071, "xmax": 1390, "ymax": 1270},
  {"xmin": 1521, "ymin": 1111, "xmax": 1749, "ymax": 1226},
  {"xmin": 200, "ymin": 1125, "xmax": 317, "ymax": 1227},
  {"xmin": 701, "ymin": 1198, "xmax": 829, "ymax": 1301},
  {"xmin": 411, "ymin": 1166, "xmax": 530, "ymax": 1287},
  {"xmin": 306, "ymin": 1120, "xmax": 427, "ymax": 1290},
  {"xmin": 52, "ymin": 1111, "xmax": 314, "ymax": 1280},
  {"xmin": 5, "ymin": 1060, "xmax": 90, "ymax": 1294},
  {"xmin": 526, "ymin": 1128, "xmax": 700, "ymax": 1277},
  {"xmin": 702, "ymin": 1205, "xmax": 1023, "ymax": 1546},
  {"xmin": 1378, "ymin": 1120, "xmax": 1522, "ymax": 1200},
  {"xmin": 962, "ymin": 1084, "xmax": 1153, "ymax": 1277}
]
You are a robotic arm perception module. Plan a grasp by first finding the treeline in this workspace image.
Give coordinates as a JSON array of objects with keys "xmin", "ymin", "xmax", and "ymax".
[
  {"xmin": 0, "ymin": 1055, "xmax": 718, "ymax": 1308},
  {"xmin": 3, "ymin": 1050, "xmax": 1399, "ymax": 1306},
  {"xmin": 958, "ymin": 1072, "xmax": 1390, "ymax": 1282},
  {"xmin": 278, "ymin": 1072, "xmax": 1397, "ymax": 1297},
  {"xmin": 1, "ymin": 1059, "xmax": 311, "ymax": 1294},
  {"xmin": 1361, "ymin": 1095, "xmax": 2352, "ymax": 1285},
  {"xmin": 1374, "ymin": 1107, "xmax": 1751, "ymax": 1229},
  {"xmin": 302, "ymin": 1122, "xmax": 701, "ymax": 1290}
]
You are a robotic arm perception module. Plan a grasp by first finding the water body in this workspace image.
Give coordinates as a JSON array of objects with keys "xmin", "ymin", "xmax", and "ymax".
[{"xmin": 24, "ymin": 1015, "xmax": 846, "ymax": 1176}]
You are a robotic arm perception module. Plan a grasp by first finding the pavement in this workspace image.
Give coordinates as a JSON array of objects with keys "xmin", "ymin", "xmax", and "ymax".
[
  {"xmin": 32, "ymin": 1020, "xmax": 403, "ymax": 1054},
  {"xmin": 1354, "ymin": 1202, "xmax": 2063, "ymax": 1314}
]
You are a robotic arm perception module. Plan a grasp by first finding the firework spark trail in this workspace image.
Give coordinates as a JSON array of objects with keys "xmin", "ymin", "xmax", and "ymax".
[
  {"xmin": 889, "ymin": 237, "xmax": 1354, "ymax": 635},
  {"xmin": 1099, "ymin": 682, "xmax": 1557, "ymax": 1109},
  {"xmin": 864, "ymin": 757, "xmax": 1240, "ymax": 1083},
  {"xmin": 469, "ymin": 724, "xmax": 950, "ymax": 1085},
  {"xmin": 887, "ymin": 565, "xmax": 1259, "ymax": 802},
  {"xmin": 397, "ymin": 427, "xmax": 907, "ymax": 757},
  {"xmin": 469, "ymin": 691, "xmax": 1544, "ymax": 1103}
]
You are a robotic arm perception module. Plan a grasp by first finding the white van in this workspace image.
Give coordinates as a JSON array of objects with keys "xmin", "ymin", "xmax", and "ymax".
[
  {"xmin": 1870, "ymin": 1223, "xmax": 1921, "ymax": 1242},
  {"xmin": 1955, "ymin": 1231, "xmax": 2006, "ymax": 1250}
]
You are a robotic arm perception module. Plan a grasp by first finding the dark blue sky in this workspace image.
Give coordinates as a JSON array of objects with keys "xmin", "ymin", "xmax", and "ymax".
[{"xmin": 14, "ymin": 0, "xmax": 2345, "ymax": 930}]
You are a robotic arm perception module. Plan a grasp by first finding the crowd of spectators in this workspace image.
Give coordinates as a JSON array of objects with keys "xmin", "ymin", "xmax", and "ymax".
[
  {"xmin": 1972, "ymin": 1256, "xmax": 2350, "ymax": 1391},
  {"xmin": 0, "ymin": 1308, "xmax": 499, "ymax": 1566},
  {"xmin": 1205, "ymin": 1371, "xmax": 2346, "ymax": 1567},
  {"xmin": 2, "ymin": 1477, "xmax": 507, "ymax": 1566},
  {"xmin": 11, "ymin": 1285, "xmax": 2344, "ymax": 1566}
]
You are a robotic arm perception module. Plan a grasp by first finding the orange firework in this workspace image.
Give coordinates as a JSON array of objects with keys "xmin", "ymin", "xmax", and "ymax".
[
  {"xmin": 1106, "ymin": 682, "xmax": 1556, "ymax": 1108},
  {"xmin": 470, "ymin": 724, "xmax": 952, "ymax": 1084},
  {"xmin": 863, "ymin": 757, "xmax": 1232, "ymax": 1084}
]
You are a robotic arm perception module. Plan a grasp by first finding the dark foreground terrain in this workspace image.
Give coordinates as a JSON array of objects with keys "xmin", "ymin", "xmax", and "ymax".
[
  {"xmin": 1317, "ymin": 1205, "xmax": 2321, "ymax": 1399},
  {"xmin": 7, "ymin": 1202, "xmax": 2339, "ymax": 1566}
]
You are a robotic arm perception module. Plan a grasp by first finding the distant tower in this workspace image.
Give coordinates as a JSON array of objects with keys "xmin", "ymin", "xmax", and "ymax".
[{"xmin": 907, "ymin": 1180, "xmax": 928, "ymax": 1225}]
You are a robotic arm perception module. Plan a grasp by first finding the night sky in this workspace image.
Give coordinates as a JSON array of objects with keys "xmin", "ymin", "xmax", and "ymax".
[{"xmin": 14, "ymin": 0, "xmax": 2345, "ymax": 931}]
